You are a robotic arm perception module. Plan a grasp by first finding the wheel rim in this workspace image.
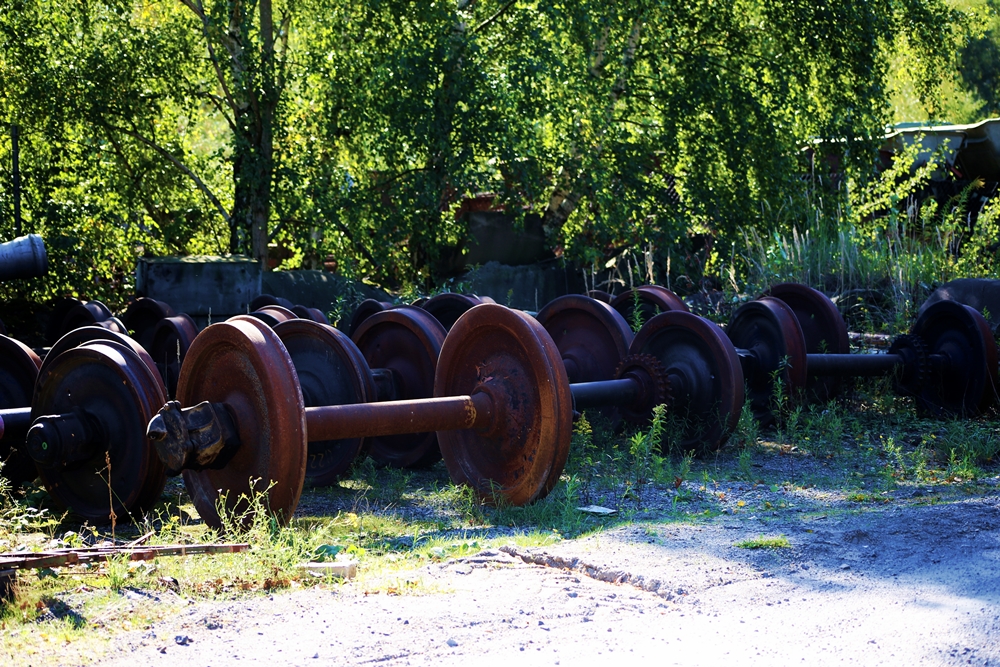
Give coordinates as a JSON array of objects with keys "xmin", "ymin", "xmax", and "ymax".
[
  {"xmin": 768, "ymin": 282, "xmax": 849, "ymax": 402},
  {"xmin": 178, "ymin": 316, "xmax": 307, "ymax": 529},
  {"xmin": 436, "ymin": 304, "xmax": 572, "ymax": 505},
  {"xmin": 275, "ymin": 319, "xmax": 374, "ymax": 485},
  {"xmin": 34, "ymin": 341, "xmax": 166, "ymax": 522},
  {"xmin": 536, "ymin": 295, "xmax": 633, "ymax": 384},
  {"xmin": 611, "ymin": 286, "xmax": 689, "ymax": 330},
  {"xmin": 0, "ymin": 336, "xmax": 41, "ymax": 487},
  {"xmin": 420, "ymin": 293, "xmax": 488, "ymax": 331},
  {"xmin": 912, "ymin": 301, "xmax": 999, "ymax": 416},
  {"xmin": 726, "ymin": 297, "xmax": 807, "ymax": 424},
  {"xmin": 352, "ymin": 307, "xmax": 446, "ymax": 468},
  {"xmin": 631, "ymin": 312, "xmax": 744, "ymax": 452}
]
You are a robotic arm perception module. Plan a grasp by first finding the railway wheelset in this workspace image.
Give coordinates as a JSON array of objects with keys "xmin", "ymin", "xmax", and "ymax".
[
  {"xmin": 0, "ymin": 292, "xmax": 745, "ymax": 528},
  {"xmin": 0, "ymin": 283, "xmax": 994, "ymax": 531}
]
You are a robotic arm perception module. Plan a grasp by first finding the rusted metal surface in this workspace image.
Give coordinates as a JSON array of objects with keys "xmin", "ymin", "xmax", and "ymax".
[
  {"xmin": 420, "ymin": 293, "xmax": 493, "ymax": 330},
  {"xmin": 767, "ymin": 282, "xmax": 849, "ymax": 402},
  {"xmin": 291, "ymin": 305, "xmax": 330, "ymax": 325},
  {"xmin": 536, "ymin": 295, "xmax": 633, "ymax": 385},
  {"xmin": 911, "ymin": 301, "xmax": 999, "ymax": 416},
  {"xmin": 726, "ymin": 297, "xmax": 807, "ymax": 424},
  {"xmin": 274, "ymin": 319, "xmax": 374, "ymax": 485},
  {"xmin": 175, "ymin": 316, "xmax": 306, "ymax": 529},
  {"xmin": 0, "ymin": 543, "xmax": 249, "ymax": 571},
  {"xmin": 0, "ymin": 335, "xmax": 41, "ymax": 486},
  {"xmin": 352, "ymin": 307, "xmax": 447, "ymax": 468},
  {"xmin": 149, "ymin": 313, "xmax": 199, "ymax": 397},
  {"xmin": 348, "ymin": 299, "xmax": 392, "ymax": 337},
  {"xmin": 610, "ymin": 285, "xmax": 689, "ymax": 329},
  {"xmin": 147, "ymin": 400, "xmax": 240, "ymax": 475},
  {"xmin": 32, "ymin": 340, "xmax": 167, "ymax": 522},
  {"xmin": 435, "ymin": 304, "xmax": 573, "ymax": 506},
  {"xmin": 122, "ymin": 298, "xmax": 176, "ymax": 351},
  {"xmin": 630, "ymin": 312, "xmax": 744, "ymax": 452},
  {"xmin": 305, "ymin": 393, "xmax": 493, "ymax": 441}
]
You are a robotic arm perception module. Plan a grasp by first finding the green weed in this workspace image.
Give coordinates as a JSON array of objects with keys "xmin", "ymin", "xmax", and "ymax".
[{"xmin": 735, "ymin": 535, "xmax": 790, "ymax": 549}]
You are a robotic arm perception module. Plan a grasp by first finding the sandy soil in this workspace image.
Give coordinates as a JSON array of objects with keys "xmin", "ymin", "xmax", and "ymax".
[{"xmin": 94, "ymin": 492, "xmax": 1000, "ymax": 666}]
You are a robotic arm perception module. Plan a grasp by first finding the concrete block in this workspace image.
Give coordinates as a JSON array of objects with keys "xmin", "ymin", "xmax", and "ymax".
[{"xmin": 135, "ymin": 256, "xmax": 261, "ymax": 321}]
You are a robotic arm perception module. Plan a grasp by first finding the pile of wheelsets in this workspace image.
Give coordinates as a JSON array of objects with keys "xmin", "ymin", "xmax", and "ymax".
[{"xmin": 0, "ymin": 283, "xmax": 994, "ymax": 530}]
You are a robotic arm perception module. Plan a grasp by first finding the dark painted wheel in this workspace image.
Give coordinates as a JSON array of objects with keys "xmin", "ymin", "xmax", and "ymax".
[
  {"xmin": 0, "ymin": 336, "xmax": 41, "ymax": 487},
  {"xmin": 588, "ymin": 290, "xmax": 614, "ymax": 304},
  {"xmin": 250, "ymin": 294, "xmax": 295, "ymax": 311},
  {"xmin": 352, "ymin": 307, "xmax": 446, "ymax": 468},
  {"xmin": 611, "ymin": 286, "xmax": 688, "ymax": 331},
  {"xmin": 122, "ymin": 298, "xmax": 176, "ymax": 351},
  {"xmin": 33, "ymin": 340, "xmax": 166, "ymax": 522},
  {"xmin": 421, "ymin": 293, "xmax": 491, "ymax": 331},
  {"xmin": 148, "ymin": 314, "xmax": 199, "ymax": 398},
  {"xmin": 60, "ymin": 300, "xmax": 114, "ymax": 334},
  {"xmin": 291, "ymin": 305, "xmax": 330, "ymax": 325},
  {"xmin": 348, "ymin": 299, "xmax": 392, "ymax": 338},
  {"xmin": 911, "ymin": 301, "xmax": 999, "ymax": 416},
  {"xmin": 42, "ymin": 326, "xmax": 161, "ymax": 389},
  {"xmin": 767, "ymin": 282, "xmax": 849, "ymax": 402},
  {"xmin": 275, "ymin": 320, "xmax": 375, "ymax": 485},
  {"xmin": 177, "ymin": 317, "xmax": 307, "ymax": 529},
  {"xmin": 45, "ymin": 298, "xmax": 84, "ymax": 345},
  {"xmin": 536, "ymin": 295, "xmax": 633, "ymax": 384},
  {"xmin": 631, "ymin": 312, "xmax": 744, "ymax": 453},
  {"xmin": 726, "ymin": 297, "xmax": 807, "ymax": 425},
  {"xmin": 435, "ymin": 304, "xmax": 573, "ymax": 505}
]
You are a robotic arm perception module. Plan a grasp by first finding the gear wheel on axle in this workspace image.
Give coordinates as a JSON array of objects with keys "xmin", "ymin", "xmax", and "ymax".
[
  {"xmin": 614, "ymin": 353, "xmax": 671, "ymax": 424},
  {"xmin": 888, "ymin": 333, "xmax": 929, "ymax": 397}
]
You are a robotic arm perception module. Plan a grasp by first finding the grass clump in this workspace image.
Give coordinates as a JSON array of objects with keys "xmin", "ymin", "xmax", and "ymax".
[{"xmin": 735, "ymin": 535, "xmax": 791, "ymax": 550}]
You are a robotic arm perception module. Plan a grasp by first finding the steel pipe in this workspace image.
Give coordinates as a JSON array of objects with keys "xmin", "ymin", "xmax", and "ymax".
[
  {"xmin": 304, "ymin": 392, "xmax": 494, "ymax": 442},
  {"xmin": 806, "ymin": 353, "xmax": 902, "ymax": 377},
  {"xmin": 570, "ymin": 378, "xmax": 640, "ymax": 411}
]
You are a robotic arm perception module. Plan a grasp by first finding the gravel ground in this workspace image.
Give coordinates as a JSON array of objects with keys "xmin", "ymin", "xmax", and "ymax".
[{"xmin": 94, "ymin": 490, "xmax": 1000, "ymax": 666}]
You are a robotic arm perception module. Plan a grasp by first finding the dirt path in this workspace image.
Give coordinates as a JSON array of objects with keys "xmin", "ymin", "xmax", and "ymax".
[{"xmin": 98, "ymin": 494, "xmax": 1000, "ymax": 666}]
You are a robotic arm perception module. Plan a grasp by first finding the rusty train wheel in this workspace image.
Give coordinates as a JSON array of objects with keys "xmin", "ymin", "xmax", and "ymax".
[
  {"xmin": 611, "ymin": 285, "xmax": 689, "ymax": 331},
  {"xmin": 348, "ymin": 299, "xmax": 392, "ymax": 337},
  {"xmin": 435, "ymin": 304, "xmax": 573, "ymax": 505},
  {"xmin": 630, "ymin": 312, "xmax": 744, "ymax": 453},
  {"xmin": 122, "ymin": 298, "xmax": 176, "ymax": 351},
  {"xmin": 291, "ymin": 305, "xmax": 330, "ymax": 325},
  {"xmin": 420, "ymin": 293, "xmax": 491, "ymax": 331},
  {"xmin": 149, "ymin": 314, "xmax": 199, "ymax": 398},
  {"xmin": 726, "ymin": 297, "xmax": 807, "ymax": 425},
  {"xmin": 275, "ymin": 320, "xmax": 375, "ymax": 485},
  {"xmin": 0, "ymin": 336, "xmax": 41, "ymax": 487},
  {"xmin": 911, "ymin": 301, "xmax": 999, "ymax": 416},
  {"xmin": 352, "ymin": 307, "xmax": 447, "ymax": 468},
  {"xmin": 536, "ymin": 295, "xmax": 633, "ymax": 385},
  {"xmin": 177, "ymin": 317, "xmax": 306, "ymax": 529},
  {"xmin": 767, "ymin": 283, "xmax": 849, "ymax": 402},
  {"xmin": 33, "ymin": 341, "xmax": 166, "ymax": 522}
]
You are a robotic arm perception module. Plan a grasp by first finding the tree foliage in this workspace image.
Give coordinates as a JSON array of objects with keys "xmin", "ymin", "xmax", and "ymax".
[{"xmin": 0, "ymin": 0, "xmax": 972, "ymax": 299}]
